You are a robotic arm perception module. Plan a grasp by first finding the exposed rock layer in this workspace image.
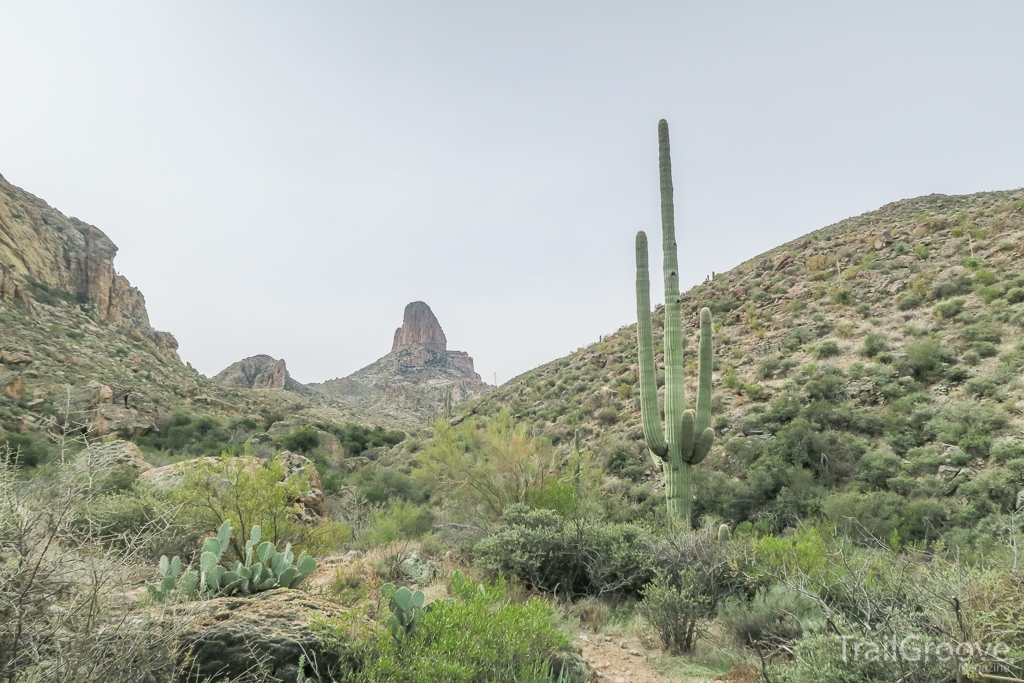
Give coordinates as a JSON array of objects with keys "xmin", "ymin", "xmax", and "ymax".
[
  {"xmin": 0, "ymin": 173, "xmax": 179, "ymax": 358},
  {"xmin": 392, "ymin": 301, "xmax": 447, "ymax": 353}
]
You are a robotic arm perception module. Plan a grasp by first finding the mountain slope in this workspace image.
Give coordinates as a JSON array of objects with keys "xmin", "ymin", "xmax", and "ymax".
[
  {"xmin": 475, "ymin": 189, "xmax": 1024, "ymax": 533},
  {"xmin": 0, "ymin": 174, "xmax": 380, "ymax": 443}
]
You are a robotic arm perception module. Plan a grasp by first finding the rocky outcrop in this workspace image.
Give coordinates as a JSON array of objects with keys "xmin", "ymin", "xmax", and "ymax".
[
  {"xmin": 170, "ymin": 589, "xmax": 349, "ymax": 683},
  {"xmin": 312, "ymin": 301, "xmax": 491, "ymax": 427},
  {"xmin": 83, "ymin": 439, "xmax": 152, "ymax": 472},
  {"xmin": 213, "ymin": 354, "xmax": 311, "ymax": 394},
  {"xmin": 392, "ymin": 301, "xmax": 447, "ymax": 353},
  {"xmin": 0, "ymin": 173, "xmax": 177, "ymax": 355}
]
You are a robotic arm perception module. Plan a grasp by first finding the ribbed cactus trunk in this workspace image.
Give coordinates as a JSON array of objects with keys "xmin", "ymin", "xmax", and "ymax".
[{"xmin": 635, "ymin": 119, "xmax": 715, "ymax": 527}]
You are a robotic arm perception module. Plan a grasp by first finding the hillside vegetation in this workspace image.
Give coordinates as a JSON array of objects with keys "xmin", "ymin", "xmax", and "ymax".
[{"xmin": 5, "ymin": 170, "xmax": 1024, "ymax": 683}]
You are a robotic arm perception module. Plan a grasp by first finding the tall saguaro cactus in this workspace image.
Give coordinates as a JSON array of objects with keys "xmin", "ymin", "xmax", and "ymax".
[{"xmin": 635, "ymin": 119, "xmax": 715, "ymax": 526}]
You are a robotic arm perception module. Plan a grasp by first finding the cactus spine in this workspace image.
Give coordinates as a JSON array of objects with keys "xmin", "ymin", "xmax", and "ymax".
[{"xmin": 635, "ymin": 119, "xmax": 715, "ymax": 527}]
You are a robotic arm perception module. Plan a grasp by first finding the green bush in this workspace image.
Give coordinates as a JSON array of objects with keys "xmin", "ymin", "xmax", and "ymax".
[
  {"xmin": 900, "ymin": 338, "xmax": 954, "ymax": 382},
  {"xmin": 991, "ymin": 439, "xmax": 1024, "ymax": 463},
  {"xmin": 815, "ymin": 341, "xmax": 840, "ymax": 359},
  {"xmin": 362, "ymin": 501, "xmax": 434, "ymax": 545},
  {"xmin": 635, "ymin": 575, "xmax": 708, "ymax": 654},
  {"xmin": 718, "ymin": 584, "xmax": 823, "ymax": 648},
  {"xmin": 772, "ymin": 629, "xmax": 953, "ymax": 683},
  {"xmin": 861, "ymin": 333, "xmax": 888, "ymax": 358},
  {"xmin": 926, "ymin": 400, "xmax": 1009, "ymax": 457},
  {"xmin": 474, "ymin": 505, "xmax": 654, "ymax": 599},
  {"xmin": 931, "ymin": 297, "xmax": 965, "ymax": 319},
  {"xmin": 282, "ymin": 427, "xmax": 321, "ymax": 453},
  {"xmin": 314, "ymin": 579, "xmax": 580, "ymax": 683},
  {"xmin": 960, "ymin": 321, "xmax": 1003, "ymax": 344},
  {"xmin": 316, "ymin": 422, "xmax": 405, "ymax": 455},
  {"xmin": 0, "ymin": 433, "xmax": 53, "ymax": 467},
  {"xmin": 897, "ymin": 291, "xmax": 923, "ymax": 310}
]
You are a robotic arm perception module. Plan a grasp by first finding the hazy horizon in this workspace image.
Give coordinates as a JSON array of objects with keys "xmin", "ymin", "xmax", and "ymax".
[{"xmin": 3, "ymin": 2, "xmax": 1023, "ymax": 385}]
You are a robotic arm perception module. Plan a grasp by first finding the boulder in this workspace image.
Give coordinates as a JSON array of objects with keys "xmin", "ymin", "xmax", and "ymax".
[
  {"xmin": 170, "ymin": 589, "xmax": 350, "ymax": 683},
  {"xmin": 0, "ymin": 350, "xmax": 32, "ymax": 365},
  {"xmin": 1, "ymin": 371, "xmax": 24, "ymax": 399},
  {"xmin": 84, "ymin": 440, "xmax": 152, "ymax": 472},
  {"xmin": 937, "ymin": 465, "xmax": 962, "ymax": 481},
  {"xmin": 95, "ymin": 403, "xmax": 156, "ymax": 438}
]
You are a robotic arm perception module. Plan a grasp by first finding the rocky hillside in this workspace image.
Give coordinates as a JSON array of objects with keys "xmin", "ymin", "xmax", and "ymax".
[
  {"xmin": 0, "ymin": 174, "xmax": 377, "ymax": 445},
  {"xmin": 476, "ymin": 189, "xmax": 1024, "ymax": 530},
  {"xmin": 311, "ymin": 301, "xmax": 492, "ymax": 428}
]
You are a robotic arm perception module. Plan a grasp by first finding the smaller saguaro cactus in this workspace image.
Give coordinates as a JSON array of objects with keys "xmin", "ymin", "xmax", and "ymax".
[
  {"xmin": 718, "ymin": 524, "xmax": 731, "ymax": 545},
  {"xmin": 443, "ymin": 387, "xmax": 454, "ymax": 422}
]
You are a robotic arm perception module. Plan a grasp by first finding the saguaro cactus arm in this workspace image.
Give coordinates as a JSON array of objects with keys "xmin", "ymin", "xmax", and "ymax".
[
  {"xmin": 678, "ymin": 310, "xmax": 715, "ymax": 466},
  {"xmin": 635, "ymin": 231, "xmax": 668, "ymax": 461}
]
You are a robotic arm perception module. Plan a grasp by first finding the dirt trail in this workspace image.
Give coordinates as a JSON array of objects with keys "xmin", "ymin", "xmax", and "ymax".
[{"xmin": 578, "ymin": 633, "xmax": 673, "ymax": 683}]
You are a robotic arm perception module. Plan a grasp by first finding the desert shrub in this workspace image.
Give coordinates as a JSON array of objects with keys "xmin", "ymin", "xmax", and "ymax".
[
  {"xmin": 422, "ymin": 412, "xmax": 556, "ymax": 524},
  {"xmin": 861, "ymin": 333, "xmax": 888, "ymax": 358},
  {"xmin": 932, "ymin": 297, "xmax": 966, "ymax": 319},
  {"xmin": 282, "ymin": 426, "xmax": 320, "ymax": 453},
  {"xmin": 0, "ymin": 432, "xmax": 53, "ymax": 467},
  {"xmin": 971, "ymin": 341, "xmax": 999, "ymax": 358},
  {"xmin": 474, "ymin": 505, "xmax": 654, "ymax": 599},
  {"xmin": 174, "ymin": 455, "xmax": 345, "ymax": 559},
  {"xmin": 362, "ymin": 501, "xmax": 434, "ymax": 545},
  {"xmin": 595, "ymin": 407, "xmax": 619, "ymax": 425},
  {"xmin": 135, "ymin": 413, "xmax": 240, "ymax": 458},
  {"xmin": 315, "ymin": 579, "xmax": 580, "ymax": 683},
  {"xmin": 348, "ymin": 463, "xmax": 429, "ymax": 504},
  {"xmin": 925, "ymin": 401, "xmax": 1009, "ymax": 457},
  {"xmin": 315, "ymin": 421, "xmax": 405, "ymax": 455},
  {"xmin": 636, "ymin": 576, "xmax": 708, "ymax": 654},
  {"xmin": 960, "ymin": 321, "xmax": 1004, "ymax": 344},
  {"xmin": 804, "ymin": 371, "xmax": 846, "ymax": 402},
  {"xmin": 600, "ymin": 438, "xmax": 646, "ymax": 481},
  {"xmin": 718, "ymin": 584, "xmax": 823, "ymax": 648},
  {"xmin": 965, "ymin": 376, "xmax": 1000, "ymax": 398},
  {"xmin": 931, "ymin": 272, "xmax": 973, "ymax": 299},
  {"xmin": 855, "ymin": 449, "xmax": 902, "ymax": 490},
  {"xmin": 0, "ymin": 456, "xmax": 187, "ymax": 682},
  {"xmin": 991, "ymin": 439, "xmax": 1024, "ymax": 463},
  {"xmin": 897, "ymin": 291, "xmax": 923, "ymax": 310},
  {"xmin": 815, "ymin": 341, "xmax": 840, "ymax": 359},
  {"xmin": 900, "ymin": 338, "xmax": 954, "ymax": 382},
  {"xmin": 772, "ymin": 629, "xmax": 953, "ymax": 683},
  {"xmin": 1006, "ymin": 287, "xmax": 1024, "ymax": 304},
  {"xmin": 832, "ymin": 289, "xmax": 853, "ymax": 305}
]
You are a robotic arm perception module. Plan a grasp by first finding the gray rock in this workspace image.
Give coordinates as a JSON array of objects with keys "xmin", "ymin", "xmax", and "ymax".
[
  {"xmin": 937, "ymin": 465, "xmax": 961, "ymax": 481},
  {"xmin": 170, "ymin": 589, "xmax": 348, "ymax": 683},
  {"xmin": 399, "ymin": 551, "xmax": 441, "ymax": 585}
]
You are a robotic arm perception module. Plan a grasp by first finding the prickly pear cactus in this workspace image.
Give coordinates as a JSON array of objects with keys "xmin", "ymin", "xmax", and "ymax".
[{"xmin": 147, "ymin": 519, "xmax": 317, "ymax": 602}]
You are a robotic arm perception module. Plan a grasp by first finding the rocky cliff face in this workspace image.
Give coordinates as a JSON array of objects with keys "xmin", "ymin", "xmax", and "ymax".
[
  {"xmin": 213, "ymin": 354, "xmax": 310, "ymax": 394},
  {"xmin": 0, "ymin": 173, "xmax": 157, "ymax": 332},
  {"xmin": 392, "ymin": 301, "xmax": 447, "ymax": 353},
  {"xmin": 312, "ymin": 302, "xmax": 491, "ymax": 427}
]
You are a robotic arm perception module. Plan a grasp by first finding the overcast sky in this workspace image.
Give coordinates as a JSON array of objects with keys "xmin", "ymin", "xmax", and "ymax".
[{"xmin": 2, "ymin": 2, "xmax": 1023, "ymax": 385}]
